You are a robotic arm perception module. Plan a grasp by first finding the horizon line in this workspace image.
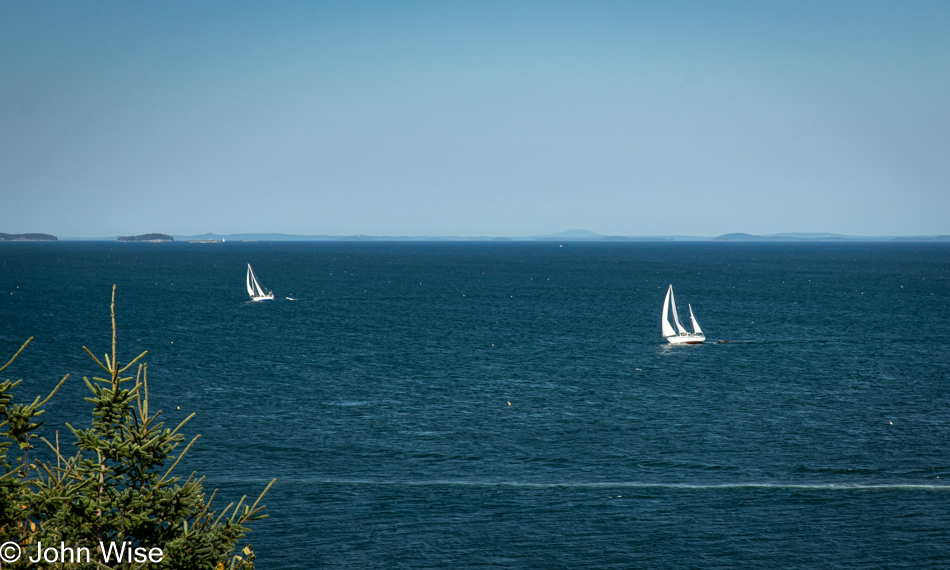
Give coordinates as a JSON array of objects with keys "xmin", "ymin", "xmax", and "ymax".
[{"xmin": 6, "ymin": 230, "xmax": 950, "ymax": 243}]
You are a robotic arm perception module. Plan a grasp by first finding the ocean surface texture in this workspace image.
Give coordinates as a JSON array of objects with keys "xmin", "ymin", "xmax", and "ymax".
[{"xmin": 2, "ymin": 242, "xmax": 949, "ymax": 568}]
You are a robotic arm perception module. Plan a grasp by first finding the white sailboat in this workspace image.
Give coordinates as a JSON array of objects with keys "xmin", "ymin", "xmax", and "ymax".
[
  {"xmin": 246, "ymin": 264, "xmax": 275, "ymax": 302},
  {"xmin": 661, "ymin": 285, "xmax": 704, "ymax": 344}
]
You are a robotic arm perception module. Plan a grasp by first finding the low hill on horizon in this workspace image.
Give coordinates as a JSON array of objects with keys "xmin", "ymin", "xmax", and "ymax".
[
  {"xmin": 43, "ymin": 230, "xmax": 950, "ymax": 243},
  {"xmin": 714, "ymin": 232, "xmax": 950, "ymax": 242},
  {"xmin": 0, "ymin": 232, "xmax": 57, "ymax": 241},
  {"xmin": 117, "ymin": 233, "xmax": 174, "ymax": 242}
]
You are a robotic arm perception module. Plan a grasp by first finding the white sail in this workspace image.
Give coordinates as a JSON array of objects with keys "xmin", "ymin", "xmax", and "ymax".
[
  {"xmin": 247, "ymin": 263, "xmax": 273, "ymax": 301},
  {"xmin": 669, "ymin": 287, "xmax": 687, "ymax": 335},
  {"xmin": 689, "ymin": 304, "xmax": 703, "ymax": 334},
  {"xmin": 661, "ymin": 286, "xmax": 676, "ymax": 337},
  {"xmin": 252, "ymin": 268, "xmax": 264, "ymax": 296},
  {"xmin": 661, "ymin": 285, "xmax": 705, "ymax": 344}
]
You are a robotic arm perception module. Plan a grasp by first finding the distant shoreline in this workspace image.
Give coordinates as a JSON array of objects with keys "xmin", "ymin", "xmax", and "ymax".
[
  {"xmin": 38, "ymin": 232, "xmax": 950, "ymax": 243},
  {"xmin": 6, "ymin": 230, "xmax": 950, "ymax": 243},
  {"xmin": 117, "ymin": 233, "xmax": 174, "ymax": 242},
  {"xmin": 0, "ymin": 232, "xmax": 57, "ymax": 242}
]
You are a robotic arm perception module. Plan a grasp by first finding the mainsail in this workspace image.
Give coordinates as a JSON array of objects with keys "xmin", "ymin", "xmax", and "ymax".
[
  {"xmin": 247, "ymin": 264, "xmax": 268, "ymax": 298},
  {"xmin": 669, "ymin": 287, "xmax": 687, "ymax": 335},
  {"xmin": 661, "ymin": 286, "xmax": 676, "ymax": 337}
]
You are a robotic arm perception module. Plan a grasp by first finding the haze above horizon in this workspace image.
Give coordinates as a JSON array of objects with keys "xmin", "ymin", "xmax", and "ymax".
[{"xmin": 2, "ymin": 1, "xmax": 948, "ymax": 238}]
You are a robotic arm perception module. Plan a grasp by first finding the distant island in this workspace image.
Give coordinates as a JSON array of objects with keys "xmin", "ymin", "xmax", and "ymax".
[
  {"xmin": 892, "ymin": 235, "xmax": 950, "ymax": 242},
  {"xmin": 0, "ymin": 232, "xmax": 57, "ymax": 241},
  {"xmin": 713, "ymin": 233, "xmax": 852, "ymax": 242},
  {"xmin": 117, "ymin": 233, "xmax": 174, "ymax": 242},
  {"xmin": 50, "ymin": 230, "xmax": 950, "ymax": 242},
  {"xmin": 166, "ymin": 231, "xmax": 949, "ymax": 243},
  {"xmin": 714, "ymin": 232, "xmax": 950, "ymax": 242}
]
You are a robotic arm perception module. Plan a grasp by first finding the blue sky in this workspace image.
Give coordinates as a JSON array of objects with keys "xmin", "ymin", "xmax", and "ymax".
[{"xmin": 1, "ymin": 1, "xmax": 948, "ymax": 237}]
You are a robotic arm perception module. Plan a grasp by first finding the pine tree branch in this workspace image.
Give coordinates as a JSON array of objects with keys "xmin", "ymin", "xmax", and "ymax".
[
  {"xmin": 36, "ymin": 373, "xmax": 69, "ymax": 407},
  {"xmin": 229, "ymin": 495, "xmax": 247, "ymax": 523},
  {"xmin": 38, "ymin": 436, "xmax": 81, "ymax": 480},
  {"xmin": 168, "ymin": 412, "xmax": 198, "ymax": 440},
  {"xmin": 214, "ymin": 502, "xmax": 235, "ymax": 526},
  {"xmin": 83, "ymin": 346, "xmax": 111, "ymax": 373},
  {"xmin": 118, "ymin": 350, "xmax": 148, "ymax": 374},
  {"xmin": 247, "ymin": 479, "xmax": 276, "ymax": 519},
  {"xmin": 0, "ymin": 336, "xmax": 32, "ymax": 373},
  {"xmin": 159, "ymin": 434, "xmax": 200, "ymax": 484},
  {"xmin": 110, "ymin": 284, "xmax": 118, "ymax": 385}
]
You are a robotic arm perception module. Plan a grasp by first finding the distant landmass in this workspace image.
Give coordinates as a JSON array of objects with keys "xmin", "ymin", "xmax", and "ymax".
[
  {"xmin": 892, "ymin": 235, "xmax": 950, "ymax": 242},
  {"xmin": 533, "ymin": 229, "xmax": 675, "ymax": 241},
  {"xmin": 534, "ymin": 229, "xmax": 602, "ymax": 240},
  {"xmin": 713, "ymin": 232, "xmax": 950, "ymax": 242},
  {"xmin": 51, "ymin": 230, "xmax": 950, "ymax": 243},
  {"xmin": 170, "ymin": 230, "xmax": 692, "ymax": 242},
  {"xmin": 714, "ymin": 233, "xmax": 854, "ymax": 242},
  {"xmin": 117, "ymin": 233, "xmax": 174, "ymax": 242},
  {"xmin": 0, "ymin": 232, "xmax": 57, "ymax": 241}
]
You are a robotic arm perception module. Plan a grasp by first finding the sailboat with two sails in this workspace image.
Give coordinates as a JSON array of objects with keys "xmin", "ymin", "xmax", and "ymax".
[
  {"xmin": 661, "ymin": 285, "xmax": 704, "ymax": 344},
  {"xmin": 246, "ymin": 264, "xmax": 274, "ymax": 302}
]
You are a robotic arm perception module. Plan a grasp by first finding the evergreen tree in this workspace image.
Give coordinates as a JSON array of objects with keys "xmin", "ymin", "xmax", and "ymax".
[{"xmin": 0, "ymin": 286, "xmax": 273, "ymax": 569}]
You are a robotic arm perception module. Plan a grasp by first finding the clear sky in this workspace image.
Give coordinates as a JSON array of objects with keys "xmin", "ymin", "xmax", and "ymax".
[{"xmin": 2, "ymin": 1, "xmax": 948, "ymax": 238}]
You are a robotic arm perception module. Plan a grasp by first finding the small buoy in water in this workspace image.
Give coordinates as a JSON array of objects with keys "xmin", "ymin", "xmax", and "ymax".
[
  {"xmin": 177, "ymin": 406, "xmax": 180, "ymax": 410},
  {"xmin": 508, "ymin": 401, "xmax": 511, "ymax": 406},
  {"xmin": 889, "ymin": 421, "xmax": 893, "ymax": 425}
]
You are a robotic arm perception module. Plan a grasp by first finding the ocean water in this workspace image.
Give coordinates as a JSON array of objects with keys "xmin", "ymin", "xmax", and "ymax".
[{"xmin": 2, "ymin": 241, "xmax": 949, "ymax": 568}]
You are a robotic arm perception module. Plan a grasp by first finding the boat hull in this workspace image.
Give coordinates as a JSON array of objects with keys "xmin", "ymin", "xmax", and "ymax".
[
  {"xmin": 665, "ymin": 334, "xmax": 705, "ymax": 345},
  {"xmin": 250, "ymin": 295, "xmax": 275, "ymax": 302}
]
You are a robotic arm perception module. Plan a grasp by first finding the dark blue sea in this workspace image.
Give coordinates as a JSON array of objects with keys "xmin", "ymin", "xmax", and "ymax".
[{"xmin": 2, "ymin": 241, "xmax": 949, "ymax": 568}]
